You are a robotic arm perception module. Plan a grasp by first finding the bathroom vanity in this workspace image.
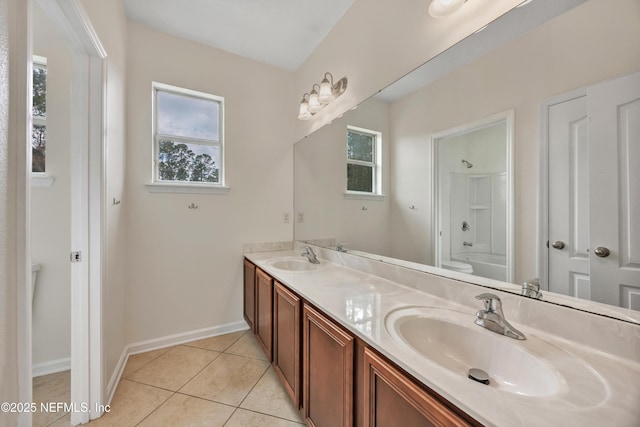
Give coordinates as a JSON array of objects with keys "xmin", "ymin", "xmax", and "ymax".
[
  {"xmin": 244, "ymin": 254, "xmax": 474, "ymax": 426},
  {"xmin": 243, "ymin": 244, "xmax": 640, "ymax": 427}
]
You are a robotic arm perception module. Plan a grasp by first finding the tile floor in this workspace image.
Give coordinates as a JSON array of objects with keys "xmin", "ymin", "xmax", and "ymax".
[{"xmin": 33, "ymin": 330, "xmax": 305, "ymax": 427}]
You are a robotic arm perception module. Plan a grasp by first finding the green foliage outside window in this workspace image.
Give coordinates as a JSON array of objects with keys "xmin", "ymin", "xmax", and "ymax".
[
  {"xmin": 158, "ymin": 140, "xmax": 219, "ymax": 183},
  {"xmin": 32, "ymin": 65, "xmax": 47, "ymax": 172},
  {"xmin": 347, "ymin": 129, "xmax": 376, "ymax": 192}
]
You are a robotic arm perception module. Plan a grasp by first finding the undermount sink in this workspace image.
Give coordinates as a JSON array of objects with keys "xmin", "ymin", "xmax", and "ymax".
[
  {"xmin": 385, "ymin": 306, "xmax": 606, "ymax": 403},
  {"xmin": 267, "ymin": 257, "xmax": 323, "ymax": 272}
]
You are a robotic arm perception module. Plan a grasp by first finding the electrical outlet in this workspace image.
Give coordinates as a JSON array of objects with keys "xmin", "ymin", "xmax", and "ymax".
[
  {"xmin": 297, "ymin": 212, "xmax": 304, "ymax": 223},
  {"xmin": 283, "ymin": 212, "xmax": 290, "ymax": 223}
]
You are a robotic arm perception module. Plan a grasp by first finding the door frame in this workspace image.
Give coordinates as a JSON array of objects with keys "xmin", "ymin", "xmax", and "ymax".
[
  {"xmin": 538, "ymin": 87, "xmax": 587, "ymax": 292},
  {"xmin": 17, "ymin": 0, "xmax": 107, "ymax": 425}
]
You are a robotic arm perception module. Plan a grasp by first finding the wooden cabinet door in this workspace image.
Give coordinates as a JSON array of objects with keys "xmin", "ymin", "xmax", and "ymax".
[
  {"xmin": 363, "ymin": 348, "xmax": 473, "ymax": 427},
  {"xmin": 255, "ymin": 268, "xmax": 273, "ymax": 361},
  {"xmin": 243, "ymin": 259, "xmax": 256, "ymax": 333},
  {"xmin": 273, "ymin": 282, "xmax": 301, "ymax": 408},
  {"xmin": 303, "ymin": 304, "xmax": 354, "ymax": 427}
]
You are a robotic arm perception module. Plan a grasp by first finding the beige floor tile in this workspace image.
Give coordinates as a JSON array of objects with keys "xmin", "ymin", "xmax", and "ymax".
[
  {"xmin": 225, "ymin": 408, "xmax": 305, "ymax": 427},
  {"xmin": 86, "ymin": 380, "xmax": 172, "ymax": 427},
  {"xmin": 137, "ymin": 393, "xmax": 234, "ymax": 427},
  {"xmin": 127, "ymin": 345, "xmax": 219, "ymax": 391},
  {"xmin": 180, "ymin": 353, "xmax": 269, "ymax": 406},
  {"xmin": 122, "ymin": 347, "xmax": 171, "ymax": 378},
  {"xmin": 33, "ymin": 370, "xmax": 69, "ymax": 389},
  {"xmin": 47, "ymin": 413, "xmax": 71, "ymax": 426},
  {"xmin": 240, "ymin": 367, "xmax": 303, "ymax": 423},
  {"xmin": 183, "ymin": 330, "xmax": 246, "ymax": 352},
  {"xmin": 225, "ymin": 332, "xmax": 268, "ymax": 360},
  {"xmin": 32, "ymin": 370, "xmax": 70, "ymax": 427}
]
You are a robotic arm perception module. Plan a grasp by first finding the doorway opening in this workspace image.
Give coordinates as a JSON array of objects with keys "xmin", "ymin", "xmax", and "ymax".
[{"xmin": 432, "ymin": 110, "xmax": 515, "ymax": 283}]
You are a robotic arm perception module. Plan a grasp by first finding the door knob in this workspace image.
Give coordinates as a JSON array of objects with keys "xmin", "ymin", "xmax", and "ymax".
[
  {"xmin": 551, "ymin": 241, "xmax": 565, "ymax": 250},
  {"xmin": 593, "ymin": 247, "xmax": 610, "ymax": 258}
]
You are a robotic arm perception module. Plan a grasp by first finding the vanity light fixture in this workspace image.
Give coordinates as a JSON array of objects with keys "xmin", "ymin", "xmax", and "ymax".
[
  {"xmin": 428, "ymin": 0, "xmax": 468, "ymax": 18},
  {"xmin": 297, "ymin": 72, "xmax": 348, "ymax": 120},
  {"xmin": 308, "ymin": 84, "xmax": 323, "ymax": 114},
  {"xmin": 298, "ymin": 93, "xmax": 313, "ymax": 120}
]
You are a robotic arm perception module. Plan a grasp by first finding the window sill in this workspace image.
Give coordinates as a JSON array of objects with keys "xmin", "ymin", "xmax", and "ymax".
[
  {"xmin": 146, "ymin": 182, "xmax": 230, "ymax": 194},
  {"xmin": 344, "ymin": 191, "xmax": 384, "ymax": 201},
  {"xmin": 32, "ymin": 174, "xmax": 55, "ymax": 188}
]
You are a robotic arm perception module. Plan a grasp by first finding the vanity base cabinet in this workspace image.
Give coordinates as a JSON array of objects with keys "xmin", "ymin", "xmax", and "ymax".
[
  {"xmin": 243, "ymin": 260, "xmax": 479, "ymax": 427},
  {"xmin": 255, "ymin": 267, "xmax": 274, "ymax": 361},
  {"xmin": 273, "ymin": 282, "xmax": 301, "ymax": 409},
  {"xmin": 363, "ymin": 348, "xmax": 473, "ymax": 427},
  {"xmin": 303, "ymin": 304, "xmax": 354, "ymax": 427},
  {"xmin": 243, "ymin": 259, "xmax": 256, "ymax": 333}
]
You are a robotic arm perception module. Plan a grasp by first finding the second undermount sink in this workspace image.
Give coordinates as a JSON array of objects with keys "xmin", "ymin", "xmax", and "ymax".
[
  {"xmin": 385, "ymin": 306, "xmax": 606, "ymax": 403},
  {"xmin": 267, "ymin": 257, "xmax": 323, "ymax": 272}
]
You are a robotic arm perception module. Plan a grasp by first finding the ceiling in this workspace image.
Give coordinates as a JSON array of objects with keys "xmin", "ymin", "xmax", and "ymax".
[{"xmin": 123, "ymin": 0, "xmax": 355, "ymax": 71}]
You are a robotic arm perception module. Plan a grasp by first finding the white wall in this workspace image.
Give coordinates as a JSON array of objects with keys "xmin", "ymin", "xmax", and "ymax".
[
  {"xmin": 294, "ymin": 0, "xmax": 523, "ymax": 141},
  {"xmin": 295, "ymin": 98, "xmax": 391, "ymax": 255},
  {"xmin": 389, "ymin": 0, "xmax": 640, "ymax": 283},
  {"xmin": 31, "ymin": 3, "xmax": 72, "ymax": 369},
  {"xmin": 125, "ymin": 22, "xmax": 295, "ymax": 344},
  {"xmin": 0, "ymin": 0, "xmax": 30, "ymax": 423},
  {"xmin": 78, "ymin": 0, "xmax": 129, "ymax": 388}
]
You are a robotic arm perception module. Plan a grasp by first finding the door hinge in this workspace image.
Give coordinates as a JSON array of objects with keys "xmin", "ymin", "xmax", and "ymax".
[{"xmin": 70, "ymin": 251, "xmax": 82, "ymax": 263}]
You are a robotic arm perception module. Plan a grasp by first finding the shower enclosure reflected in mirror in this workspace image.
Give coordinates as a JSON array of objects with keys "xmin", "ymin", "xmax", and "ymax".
[
  {"xmin": 294, "ymin": 0, "xmax": 640, "ymax": 323},
  {"xmin": 433, "ymin": 111, "xmax": 513, "ymax": 283}
]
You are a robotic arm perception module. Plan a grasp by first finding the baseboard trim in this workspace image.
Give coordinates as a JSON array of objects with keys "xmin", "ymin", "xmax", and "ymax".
[
  {"xmin": 105, "ymin": 320, "xmax": 249, "ymax": 404},
  {"xmin": 33, "ymin": 357, "xmax": 71, "ymax": 377}
]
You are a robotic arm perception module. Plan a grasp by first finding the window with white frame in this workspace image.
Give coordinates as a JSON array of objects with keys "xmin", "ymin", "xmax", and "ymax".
[
  {"xmin": 32, "ymin": 56, "xmax": 47, "ymax": 173},
  {"xmin": 153, "ymin": 82, "xmax": 224, "ymax": 185},
  {"xmin": 346, "ymin": 126, "xmax": 381, "ymax": 194}
]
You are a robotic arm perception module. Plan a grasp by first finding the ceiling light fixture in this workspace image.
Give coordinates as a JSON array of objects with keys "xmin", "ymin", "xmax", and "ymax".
[
  {"xmin": 428, "ymin": 0, "xmax": 468, "ymax": 18},
  {"xmin": 297, "ymin": 72, "xmax": 348, "ymax": 120}
]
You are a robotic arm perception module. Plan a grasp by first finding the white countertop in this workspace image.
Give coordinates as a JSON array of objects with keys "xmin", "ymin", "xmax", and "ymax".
[{"xmin": 244, "ymin": 249, "xmax": 640, "ymax": 427}]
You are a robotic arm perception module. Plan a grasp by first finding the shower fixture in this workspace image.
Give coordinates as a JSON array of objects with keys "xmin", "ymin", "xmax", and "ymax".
[{"xmin": 462, "ymin": 159, "xmax": 473, "ymax": 168}]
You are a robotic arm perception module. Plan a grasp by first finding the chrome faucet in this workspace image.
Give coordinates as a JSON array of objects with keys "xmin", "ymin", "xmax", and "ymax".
[
  {"xmin": 474, "ymin": 293, "xmax": 526, "ymax": 340},
  {"xmin": 301, "ymin": 246, "xmax": 320, "ymax": 264},
  {"xmin": 336, "ymin": 243, "xmax": 348, "ymax": 252},
  {"xmin": 522, "ymin": 278, "xmax": 543, "ymax": 299}
]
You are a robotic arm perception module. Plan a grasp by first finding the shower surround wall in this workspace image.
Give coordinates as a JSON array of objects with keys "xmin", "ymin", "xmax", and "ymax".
[{"xmin": 439, "ymin": 123, "xmax": 507, "ymax": 275}]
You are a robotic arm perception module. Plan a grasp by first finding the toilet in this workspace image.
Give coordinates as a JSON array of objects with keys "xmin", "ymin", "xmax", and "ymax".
[
  {"xmin": 441, "ymin": 260, "xmax": 473, "ymax": 274},
  {"xmin": 31, "ymin": 263, "xmax": 40, "ymax": 303}
]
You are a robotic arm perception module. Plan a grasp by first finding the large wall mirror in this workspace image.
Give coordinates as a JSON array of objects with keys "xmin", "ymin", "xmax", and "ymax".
[{"xmin": 294, "ymin": 0, "xmax": 640, "ymax": 323}]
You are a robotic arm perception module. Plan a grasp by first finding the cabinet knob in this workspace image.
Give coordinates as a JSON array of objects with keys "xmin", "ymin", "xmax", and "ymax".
[
  {"xmin": 593, "ymin": 247, "xmax": 610, "ymax": 258},
  {"xmin": 551, "ymin": 241, "xmax": 565, "ymax": 250}
]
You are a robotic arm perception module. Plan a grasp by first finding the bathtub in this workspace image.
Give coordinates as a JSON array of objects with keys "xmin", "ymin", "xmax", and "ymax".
[{"xmin": 452, "ymin": 252, "xmax": 506, "ymax": 282}]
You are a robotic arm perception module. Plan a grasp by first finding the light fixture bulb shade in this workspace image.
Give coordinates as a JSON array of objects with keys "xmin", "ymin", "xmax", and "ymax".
[
  {"xmin": 297, "ymin": 96, "xmax": 313, "ymax": 120},
  {"xmin": 298, "ymin": 111, "xmax": 312, "ymax": 120},
  {"xmin": 429, "ymin": 0, "xmax": 466, "ymax": 18},
  {"xmin": 319, "ymin": 78, "xmax": 334, "ymax": 104},
  {"xmin": 308, "ymin": 89, "xmax": 323, "ymax": 114}
]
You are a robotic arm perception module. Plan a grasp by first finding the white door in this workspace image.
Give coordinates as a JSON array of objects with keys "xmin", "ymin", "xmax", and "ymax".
[
  {"xmin": 587, "ymin": 72, "xmax": 640, "ymax": 309},
  {"xmin": 546, "ymin": 72, "xmax": 640, "ymax": 309},
  {"xmin": 547, "ymin": 95, "xmax": 591, "ymax": 298}
]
